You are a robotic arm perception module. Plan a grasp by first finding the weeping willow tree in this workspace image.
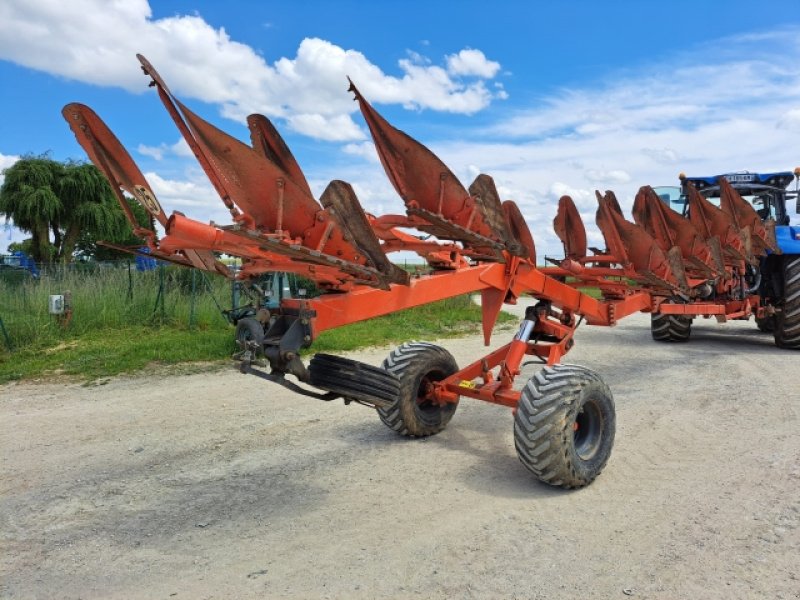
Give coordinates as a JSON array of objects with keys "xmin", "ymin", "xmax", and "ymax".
[{"xmin": 0, "ymin": 155, "xmax": 130, "ymax": 263}]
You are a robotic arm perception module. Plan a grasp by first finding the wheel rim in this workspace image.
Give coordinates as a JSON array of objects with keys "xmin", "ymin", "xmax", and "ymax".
[
  {"xmin": 573, "ymin": 397, "xmax": 604, "ymax": 461},
  {"xmin": 416, "ymin": 371, "xmax": 444, "ymax": 412}
]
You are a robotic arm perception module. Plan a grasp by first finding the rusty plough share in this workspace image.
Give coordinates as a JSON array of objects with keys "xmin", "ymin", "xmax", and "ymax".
[{"xmin": 62, "ymin": 55, "xmax": 797, "ymax": 489}]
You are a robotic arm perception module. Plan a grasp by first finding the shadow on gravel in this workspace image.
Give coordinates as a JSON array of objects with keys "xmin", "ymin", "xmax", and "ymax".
[
  {"xmin": 3, "ymin": 444, "xmax": 331, "ymax": 553},
  {"xmin": 433, "ymin": 424, "xmax": 569, "ymax": 500},
  {"xmin": 337, "ymin": 408, "xmax": 567, "ymax": 501}
]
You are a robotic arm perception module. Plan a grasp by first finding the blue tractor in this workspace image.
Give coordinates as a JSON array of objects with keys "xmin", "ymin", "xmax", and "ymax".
[{"xmin": 653, "ymin": 169, "xmax": 800, "ymax": 348}]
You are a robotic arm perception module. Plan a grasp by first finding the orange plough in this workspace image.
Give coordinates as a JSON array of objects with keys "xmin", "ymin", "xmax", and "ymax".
[{"xmin": 63, "ymin": 55, "xmax": 789, "ymax": 489}]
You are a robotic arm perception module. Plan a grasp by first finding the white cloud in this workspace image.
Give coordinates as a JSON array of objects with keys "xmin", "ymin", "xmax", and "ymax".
[
  {"xmin": 0, "ymin": 1, "xmax": 504, "ymax": 142},
  {"xmin": 642, "ymin": 147, "xmax": 681, "ymax": 164},
  {"xmin": 0, "ymin": 152, "xmax": 20, "ymax": 182},
  {"xmin": 778, "ymin": 108, "xmax": 800, "ymax": 131},
  {"xmin": 286, "ymin": 113, "xmax": 365, "ymax": 142},
  {"xmin": 0, "ymin": 153, "xmax": 19, "ymax": 167},
  {"xmin": 137, "ymin": 138, "xmax": 194, "ymax": 161},
  {"xmin": 446, "ymin": 49, "xmax": 501, "ymax": 78},
  {"xmin": 585, "ymin": 169, "xmax": 631, "ymax": 184},
  {"xmin": 137, "ymin": 144, "xmax": 166, "ymax": 161},
  {"xmin": 342, "ymin": 142, "xmax": 379, "ymax": 163},
  {"xmin": 144, "ymin": 171, "xmax": 220, "ymax": 213},
  {"xmin": 1, "ymin": 153, "xmax": 22, "ymax": 250}
]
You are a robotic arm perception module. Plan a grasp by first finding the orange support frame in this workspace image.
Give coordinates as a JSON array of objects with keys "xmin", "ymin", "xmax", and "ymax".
[{"xmin": 277, "ymin": 259, "xmax": 654, "ymax": 410}]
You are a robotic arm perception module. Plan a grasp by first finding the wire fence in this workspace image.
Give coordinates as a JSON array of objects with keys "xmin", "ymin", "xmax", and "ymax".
[
  {"xmin": 0, "ymin": 258, "xmax": 238, "ymax": 352},
  {"xmin": 0, "ymin": 254, "xmax": 440, "ymax": 352}
]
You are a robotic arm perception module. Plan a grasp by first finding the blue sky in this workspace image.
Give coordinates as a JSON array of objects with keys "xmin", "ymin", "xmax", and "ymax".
[{"xmin": 2, "ymin": 0, "xmax": 800, "ymax": 256}]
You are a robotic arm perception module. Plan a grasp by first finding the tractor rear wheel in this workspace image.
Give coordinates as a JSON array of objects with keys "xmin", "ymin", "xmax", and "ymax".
[
  {"xmin": 514, "ymin": 364, "xmax": 615, "ymax": 489},
  {"xmin": 775, "ymin": 255, "xmax": 800, "ymax": 349},
  {"xmin": 379, "ymin": 342, "xmax": 459, "ymax": 437},
  {"xmin": 651, "ymin": 313, "xmax": 692, "ymax": 342}
]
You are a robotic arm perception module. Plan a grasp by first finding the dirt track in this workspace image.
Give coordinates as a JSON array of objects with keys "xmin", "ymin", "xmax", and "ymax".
[{"xmin": 1, "ymin": 308, "xmax": 799, "ymax": 599}]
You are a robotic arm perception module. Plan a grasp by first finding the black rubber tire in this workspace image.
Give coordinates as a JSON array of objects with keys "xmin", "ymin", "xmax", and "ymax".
[
  {"xmin": 235, "ymin": 317, "xmax": 265, "ymax": 352},
  {"xmin": 651, "ymin": 313, "xmax": 692, "ymax": 342},
  {"xmin": 755, "ymin": 315, "xmax": 776, "ymax": 333},
  {"xmin": 775, "ymin": 255, "xmax": 800, "ymax": 349},
  {"xmin": 379, "ymin": 342, "xmax": 459, "ymax": 437},
  {"xmin": 514, "ymin": 364, "xmax": 615, "ymax": 489},
  {"xmin": 308, "ymin": 354, "xmax": 400, "ymax": 407}
]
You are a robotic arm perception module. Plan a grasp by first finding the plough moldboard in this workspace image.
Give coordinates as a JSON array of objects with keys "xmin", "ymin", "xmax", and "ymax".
[{"xmin": 62, "ymin": 55, "xmax": 796, "ymax": 489}]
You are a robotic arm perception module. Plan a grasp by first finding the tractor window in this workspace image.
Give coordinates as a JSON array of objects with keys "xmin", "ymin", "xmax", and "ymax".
[
  {"xmin": 743, "ymin": 193, "xmax": 777, "ymax": 220},
  {"xmin": 652, "ymin": 186, "xmax": 684, "ymax": 213}
]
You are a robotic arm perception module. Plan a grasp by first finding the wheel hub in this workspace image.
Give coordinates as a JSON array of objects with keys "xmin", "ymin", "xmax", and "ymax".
[{"xmin": 573, "ymin": 398, "xmax": 604, "ymax": 461}]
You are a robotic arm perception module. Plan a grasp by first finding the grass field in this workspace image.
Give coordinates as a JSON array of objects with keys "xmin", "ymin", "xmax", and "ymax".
[{"xmin": 0, "ymin": 266, "xmax": 516, "ymax": 383}]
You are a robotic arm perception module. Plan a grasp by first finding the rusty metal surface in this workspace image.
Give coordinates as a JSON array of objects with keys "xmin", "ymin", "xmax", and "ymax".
[
  {"xmin": 553, "ymin": 195, "xmax": 587, "ymax": 260},
  {"xmin": 63, "ymin": 103, "xmax": 229, "ymax": 277},
  {"xmin": 595, "ymin": 191, "xmax": 681, "ymax": 291},
  {"xmin": 136, "ymin": 56, "xmax": 366, "ymax": 269},
  {"xmin": 406, "ymin": 206, "xmax": 504, "ymax": 253},
  {"xmin": 718, "ymin": 178, "xmax": 778, "ymax": 254},
  {"xmin": 138, "ymin": 56, "xmax": 315, "ymax": 232},
  {"xmin": 319, "ymin": 180, "xmax": 410, "ymax": 288},
  {"xmin": 467, "ymin": 174, "xmax": 525, "ymax": 257},
  {"xmin": 685, "ymin": 183, "xmax": 749, "ymax": 262},
  {"xmin": 502, "ymin": 200, "xmax": 535, "ymax": 262},
  {"xmin": 62, "ymin": 103, "xmax": 166, "ymax": 229},
  {"xmin": 350, "ymin": 80, "xmax": 504, "ymax": 247},
  {"xmin": 602, "ymin": 190, "xmax": 624, "ymax": 216},
  {"xmin": 632, "ymin": 186, "xmax": 720, "ymax": 277},
  {"xmin": 247, "ymin": 114, "xmax": 313, "ymax": 198}
]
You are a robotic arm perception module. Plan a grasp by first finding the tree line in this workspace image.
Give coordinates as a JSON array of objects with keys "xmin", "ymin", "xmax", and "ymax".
[{"xmin": 0, "ymin": 155, "xmax": 151, "ymax": 263}]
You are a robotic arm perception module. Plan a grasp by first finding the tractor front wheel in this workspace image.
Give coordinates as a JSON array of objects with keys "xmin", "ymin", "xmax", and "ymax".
[
  {"xmin": 514, "ymin": 364, "xmax": 615, "ymax": 489},
  {"xmin": 379, "ymin": 342, "xmax": 459, "ymax": 437}
]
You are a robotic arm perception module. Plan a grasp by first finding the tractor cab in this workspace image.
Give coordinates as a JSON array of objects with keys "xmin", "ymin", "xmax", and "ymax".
[{"xmin": 656, "ymin": 171, "xmax": 799, "ymax": 226}]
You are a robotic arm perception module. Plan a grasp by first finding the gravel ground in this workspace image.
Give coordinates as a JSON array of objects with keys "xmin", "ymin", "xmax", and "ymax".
[{"xmin": 1, "ymin": 308, "xmax": 799, "ymax": 599}]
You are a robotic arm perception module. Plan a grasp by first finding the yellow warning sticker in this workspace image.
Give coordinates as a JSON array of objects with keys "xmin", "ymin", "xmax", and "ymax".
[{"xmin": 458, "ymin": 379, "xmax": 477, "ymax": 389}]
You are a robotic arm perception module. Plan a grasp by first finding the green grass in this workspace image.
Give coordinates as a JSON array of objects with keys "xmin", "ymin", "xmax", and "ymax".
[
  {"xmin": 0, "ymin": 265, "xmax": 232, "ymax": 349},
  {"xmin": 313, "ymin": 294, "xmax": 514, "ymax": 353},
  {"xmin": 0, "ymin": 268, "xmax": 515, "ymax": 383},
  {"xmin": 0, "ymin": 326, "xmax": 233, "ymax": 383}
]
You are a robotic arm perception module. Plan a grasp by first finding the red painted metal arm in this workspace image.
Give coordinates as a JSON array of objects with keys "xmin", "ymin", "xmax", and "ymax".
[
  {"xmin": 282, "ymin": 260, "xmax": 652, "ymax": 339},
  {"xmin": 286, "ymin": 262, "xmax": 508, "ymax": 335}
]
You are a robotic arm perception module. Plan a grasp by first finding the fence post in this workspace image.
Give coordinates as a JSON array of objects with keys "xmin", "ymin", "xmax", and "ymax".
[
  {"xmin": 127, "ymin": 259, "xmax": 133, "ymax": 301},
  {"xmin": 200, "ymin": 271, "xmax": 231, "ymax": 324},
  {"xmin": 0, "ymin": 316, "xmax": 12, "ymax": 352},
  {"xmin": 189, "ymin": 269, "xmax": 197, "ymax": 329},
  {"xmin": 231, "ymin": 278, "xmax": 240, "ymax": 312},
  {"xmin": 153, "ymin": 264, "xmax": 166, "ymax": 320}
]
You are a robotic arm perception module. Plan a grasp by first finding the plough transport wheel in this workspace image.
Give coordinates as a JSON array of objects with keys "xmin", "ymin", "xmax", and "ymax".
[
  {"xmin": 235, "ymin": 317, "xmax": 265, "ymax": 351},
  {"xmin": 514, "ymin": 364, "xmax": 615, "ymax": 489},
  {"xmin": 379, "ymin": 342, "xmax": 459, "ymax": 437},
  {"xmin": 309, "ymin": 354, "xmax": 400, "ymax": 408},
  {"xmin": 774, "ymin": 255, "xmax": 800, "ymax": 349},
  {"xmin": 651, "ymin": 313, "xmax": 692, "ymax": 342}
]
